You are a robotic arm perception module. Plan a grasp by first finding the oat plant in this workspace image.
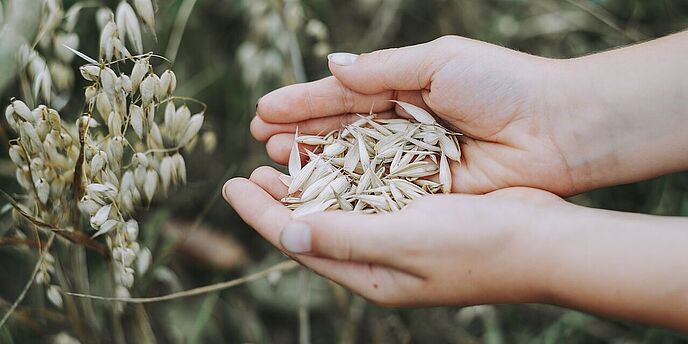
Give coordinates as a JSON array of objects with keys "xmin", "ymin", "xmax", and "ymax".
[{"xmin": 1, "ymin": 0, "xmax": 207, "ymax": 335}]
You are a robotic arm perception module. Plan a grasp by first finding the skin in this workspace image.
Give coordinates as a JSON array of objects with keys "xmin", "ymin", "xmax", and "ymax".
[{"xmin": 225, "ymin": 33, "xmax": 688, "ymax": 331}]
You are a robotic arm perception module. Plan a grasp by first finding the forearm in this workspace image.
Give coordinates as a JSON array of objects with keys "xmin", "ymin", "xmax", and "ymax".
[
  {"xmin": 534, "ymin": 204, "xmax": 688, "ymax": 331},
  {"xmin": 550, "ymin": 31, "xmax": 688, "ymax": 192}
]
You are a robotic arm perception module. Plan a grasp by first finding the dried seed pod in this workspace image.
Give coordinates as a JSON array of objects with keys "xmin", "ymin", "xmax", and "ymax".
[
  {"xmin": 20, "ymin": 122, "xmax": 43, "ymax": 151},
  {"xmin": 12, "ymin": 100, "xmax": 33, "ymax": 122},
  {"xmin": 439, "ymin": 152, "xmax": 451, "ymax": 194},
  {"xmin": 100, "ymin": 21, "xmax": 118, "ymax": 61},
  {"xmin": 130, "ymin": 58, "xmax": 149, "ymax": 91},
  {"xmin": 288, "ymin": 157, "xmax": 318, "ymax": 194},
  {"xmin": 316, "ymin": 176, "xmax": 349, "ymax": 201},
  {"xmin": 343, "ymin": 141, "xmax": 359, "ymax": 172},
  {"xmin": 85, "ymin": 85, "xmax": 98, "ymax": 103},
  {"xmin": 133, "ymin": 0, "xmax": 156, "ymax": 33},
  {"xmin": 95, "ymin": 92, "xmax": 112, "ymax": 122},
  {"xmin": 129, "ymin": 104, "xmax": 144, "ymax": 138},
  {"xmin": 159, "ymin": 155, "xmax": 174, "ymax": 192},
  {"xmin": 120, "ymin": 74, "xmax": 132, "ymax": 94},
  {"xmin": 390, "ymin": 100, "xmax": 436, "ymax": 124},
  {"xmin": 91, "ymin": 151, "xmax": 107, "ymax": 175},
  {"xmin": 79, "ymin": 195, "xmax": 102, "ymax": 215},
  {"xmin": 144, "ymin": 169, "xmax": 158, "ymax": 202},
  {"xmin": 5, "ymin": 104, "xmax": 18, "ymax": 130},
  {"xmin": 323, "ymin": 141, "xmax": 347, "ymax": 156},
  {"xmin": 292, "ymin": 198, "xmax": 337, "ymax": 218},
  {"xmin": 296, "ymin": 135, "xmax": 330, "ymax": 145},
  {"xmin": 163, "ymin": 101, "xmax": 176, "ymax": 131},
  {"xmin": 91, "ymin": 203, "xmax": 112, "ymax": 228},
  {"xmin": 107, "ymin": 111, "xmax": 122, "ymax": 136},
  {"xmin": 125, "ymin": 220, "xmax": 139, "ymax": 241},
  {"xmin": 140, "ymin": 75, "xmax": 157, "ymax": 106},
  {"xmin": 35, "ymin": 178, "xmax": 50, "ymax": 204},
  {"xmin": 93, "ymin": 219, "xmax": 119, "ymax": 238},
  {"xmin": 8, "ymin": 144, "xmax": 25, "ymax": 165},
  {"xmin": 438, "ymin": 134, "xmax": 461, "ymax": 161},
  {"xmin": 46, "ymin": 285, "xmax": 63, "ymax": 309},
  {"xmin": 116, "ymin": 1, "xmax": 143, "ymax": 54},
  {"xmin": 159, "ymin": 70, "xmax": 176, "ymax": 96},
  {"xmin": 80, "ymin": 65, "xmax": 101, "ymax": 82},
  {"xmin": 172, "ymin": 153, "xmax": 186, "ymax": 183},
  {"xmin": 132, "ymin": 152, "xmax": 149, "ymax": 168},
  {"xmin": 148, "ymin": 123, "xmax": 163, "ymax": 148},
  {"xmin": 300, "ymin": 171, "xmax": 339, "ymax": 202},
  {"xmin": 288, "ymin": 129, "xmax": 301, "ymax": 176},
  {"xmin": 151, "ymin": 73, "xmax": 165, "ymax": 101},
  {"xmin": 179, "ymin": 114, "xmax": 203, "ymax": 146}
]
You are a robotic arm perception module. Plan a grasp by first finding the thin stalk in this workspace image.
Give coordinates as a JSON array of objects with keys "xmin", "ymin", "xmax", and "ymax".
[
  {"xmin": 0, "ymin": 232, "xmax": 55, "ymax": 329},
  {"xmin": 298, "ymin": 270, "xmax": 311, "ymax": 344},
  {"xmin": 165, "ymin": 0, "xmax": 199, "ymax": 64},
  {"xmin": 65, "ymin": 260, "xmax": 299, "ymax": 303}
]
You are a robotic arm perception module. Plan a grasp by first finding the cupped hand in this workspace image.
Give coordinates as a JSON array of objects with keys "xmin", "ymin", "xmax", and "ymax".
[
  {"xmin": 222, "ymin": 166, "xmax": 567, "ymax": 307},
  {"xmin": 251, "ymin": 35, "xmax": 582, "ymax": 196}
]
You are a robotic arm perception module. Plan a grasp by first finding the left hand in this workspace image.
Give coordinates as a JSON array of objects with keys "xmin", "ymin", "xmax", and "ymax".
[{"xmin": 222, "ymin": 166, "xmax": 566, "ymax": 307}]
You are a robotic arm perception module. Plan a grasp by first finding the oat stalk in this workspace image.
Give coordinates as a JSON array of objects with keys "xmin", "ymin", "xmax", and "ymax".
[{"xmin": 64, "ymin": 260, "xmax": 299, "ymax": 303}]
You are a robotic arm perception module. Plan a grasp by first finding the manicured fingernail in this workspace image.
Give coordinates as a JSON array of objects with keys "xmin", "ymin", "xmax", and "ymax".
[
  {"xmin": 280, "ymin": 222, "xmax": 311, "ymax": 253},
  {"xmin": 327, "ymin": 52, "xmax": 358, "ymax": 66}
]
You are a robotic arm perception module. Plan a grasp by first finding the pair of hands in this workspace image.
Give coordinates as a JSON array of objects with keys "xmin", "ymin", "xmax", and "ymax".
[{"xmin": 224, "ymin": 35, "xmax": 688, "ymax": 329}]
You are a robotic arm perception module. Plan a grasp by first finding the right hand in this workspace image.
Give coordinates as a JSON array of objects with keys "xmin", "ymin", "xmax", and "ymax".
[{"xmin": 251, "ymin": 35, "xmax": 584, "ymax": 195}]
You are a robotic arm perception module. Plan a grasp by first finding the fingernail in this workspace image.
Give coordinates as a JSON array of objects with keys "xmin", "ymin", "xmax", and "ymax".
[
  {"xmin": 280, "ymin": 222, "xmax": 311, "ymax": 253},
  {"xmin": 327, "ymin": 52, "xmax": 358, "ymax": 66},
  {"xmin": 222, "ymin": 178, "xmax": 239, "ymax": 203}
]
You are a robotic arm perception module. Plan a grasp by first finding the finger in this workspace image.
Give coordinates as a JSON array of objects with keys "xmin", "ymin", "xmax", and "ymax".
[
  {"xmin": 279, "ymin": 211, "xmax": 406, "ymax": 266},
  {"xmin": 251, "ymin": 110, "xmax": 397, "ymax": 142},
  {"xmin": 249, "ymin": 166, "xmax": 288, "ymax": 200},
  {"xmin": 257, "ymin": 76, "xmax": 394, "ymax": 124},
  {"xmin": 327, "ymin": 36, "xmax": 458, "ymax": 94},
  {"xmin": 222, "ymin": 178, "xmax": 291, "ymax": 247},
  {"xmin": 222, "ymin": 177, "xmax": 422, "ymax": 304},
  {"xmin": 266, "ymin": 133, "xmax": 298, "ymax": 165}
]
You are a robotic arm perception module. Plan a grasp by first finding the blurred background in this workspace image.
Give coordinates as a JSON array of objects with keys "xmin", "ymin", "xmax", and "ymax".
[{"xmin": 1, "ymin": 0, "xmax": 688, "ymax": 343}]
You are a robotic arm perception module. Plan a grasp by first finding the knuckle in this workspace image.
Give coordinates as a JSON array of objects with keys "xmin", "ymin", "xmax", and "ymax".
[
  {"xmin": 308, "ymin": 223, "xmax": 352, "ymax": 260},
  {"xmin": 338, "ymin": 85, "xmax": 356, "ymax": 113},
  {"xmin": 433, "ymin": 35, "xmax": 460, "ymax": 48},
  {"xmin": 361, "ymin": 47, "xmax": 398, "ymax": 64}
]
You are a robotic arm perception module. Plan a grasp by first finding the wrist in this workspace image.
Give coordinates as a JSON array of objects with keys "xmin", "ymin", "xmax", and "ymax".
[
  {"xmin": 544, "ymin": 43, "xmax": 688, "ymax": 193},
  {"xmin": 486, "ymin": 193, "xmax": 574, "ymax": 304},
  {"xmin": 540, "ymin": 57, "xmax": 627, "ymax": 194},
  {"xmin": 516, "ymin": 198, "xmax": 581, "ymax": 304}
]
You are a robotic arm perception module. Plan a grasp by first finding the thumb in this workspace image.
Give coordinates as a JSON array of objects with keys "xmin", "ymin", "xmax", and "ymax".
[
  {"xmin": 327, "ymin": 36, "xmax": 458, "ymax": 94},
  {"xmin": 279, "ymin": 212, "xmax": 401, "ymax": 265}
]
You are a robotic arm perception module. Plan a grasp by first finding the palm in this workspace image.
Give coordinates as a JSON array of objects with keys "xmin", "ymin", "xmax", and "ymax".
[{"xmin": 252, "ymin": 36, "xmax": 575, "ymax": 195}]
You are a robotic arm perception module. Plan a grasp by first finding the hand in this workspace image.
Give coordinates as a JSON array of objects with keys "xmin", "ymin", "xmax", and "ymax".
[
  {"xmin": 252, "ymin": 34, "xmax": 688, "ymax": 196},
  {"xmin": 223, "ymin": 167, "xmax": 688, "ymax": 330},
  {"xmin": 252, "ymin": 35, "xmax": 582, "ymax": 195},
  {"xmin": 223, "ymin": 166, "xmax": 562, "ymax": 306}
]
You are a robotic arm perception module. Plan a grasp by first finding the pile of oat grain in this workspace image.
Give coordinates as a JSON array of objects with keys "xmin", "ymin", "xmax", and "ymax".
[{"xmin": 281, "ymin": 101, "xmax": 461, "ymax": 218}]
